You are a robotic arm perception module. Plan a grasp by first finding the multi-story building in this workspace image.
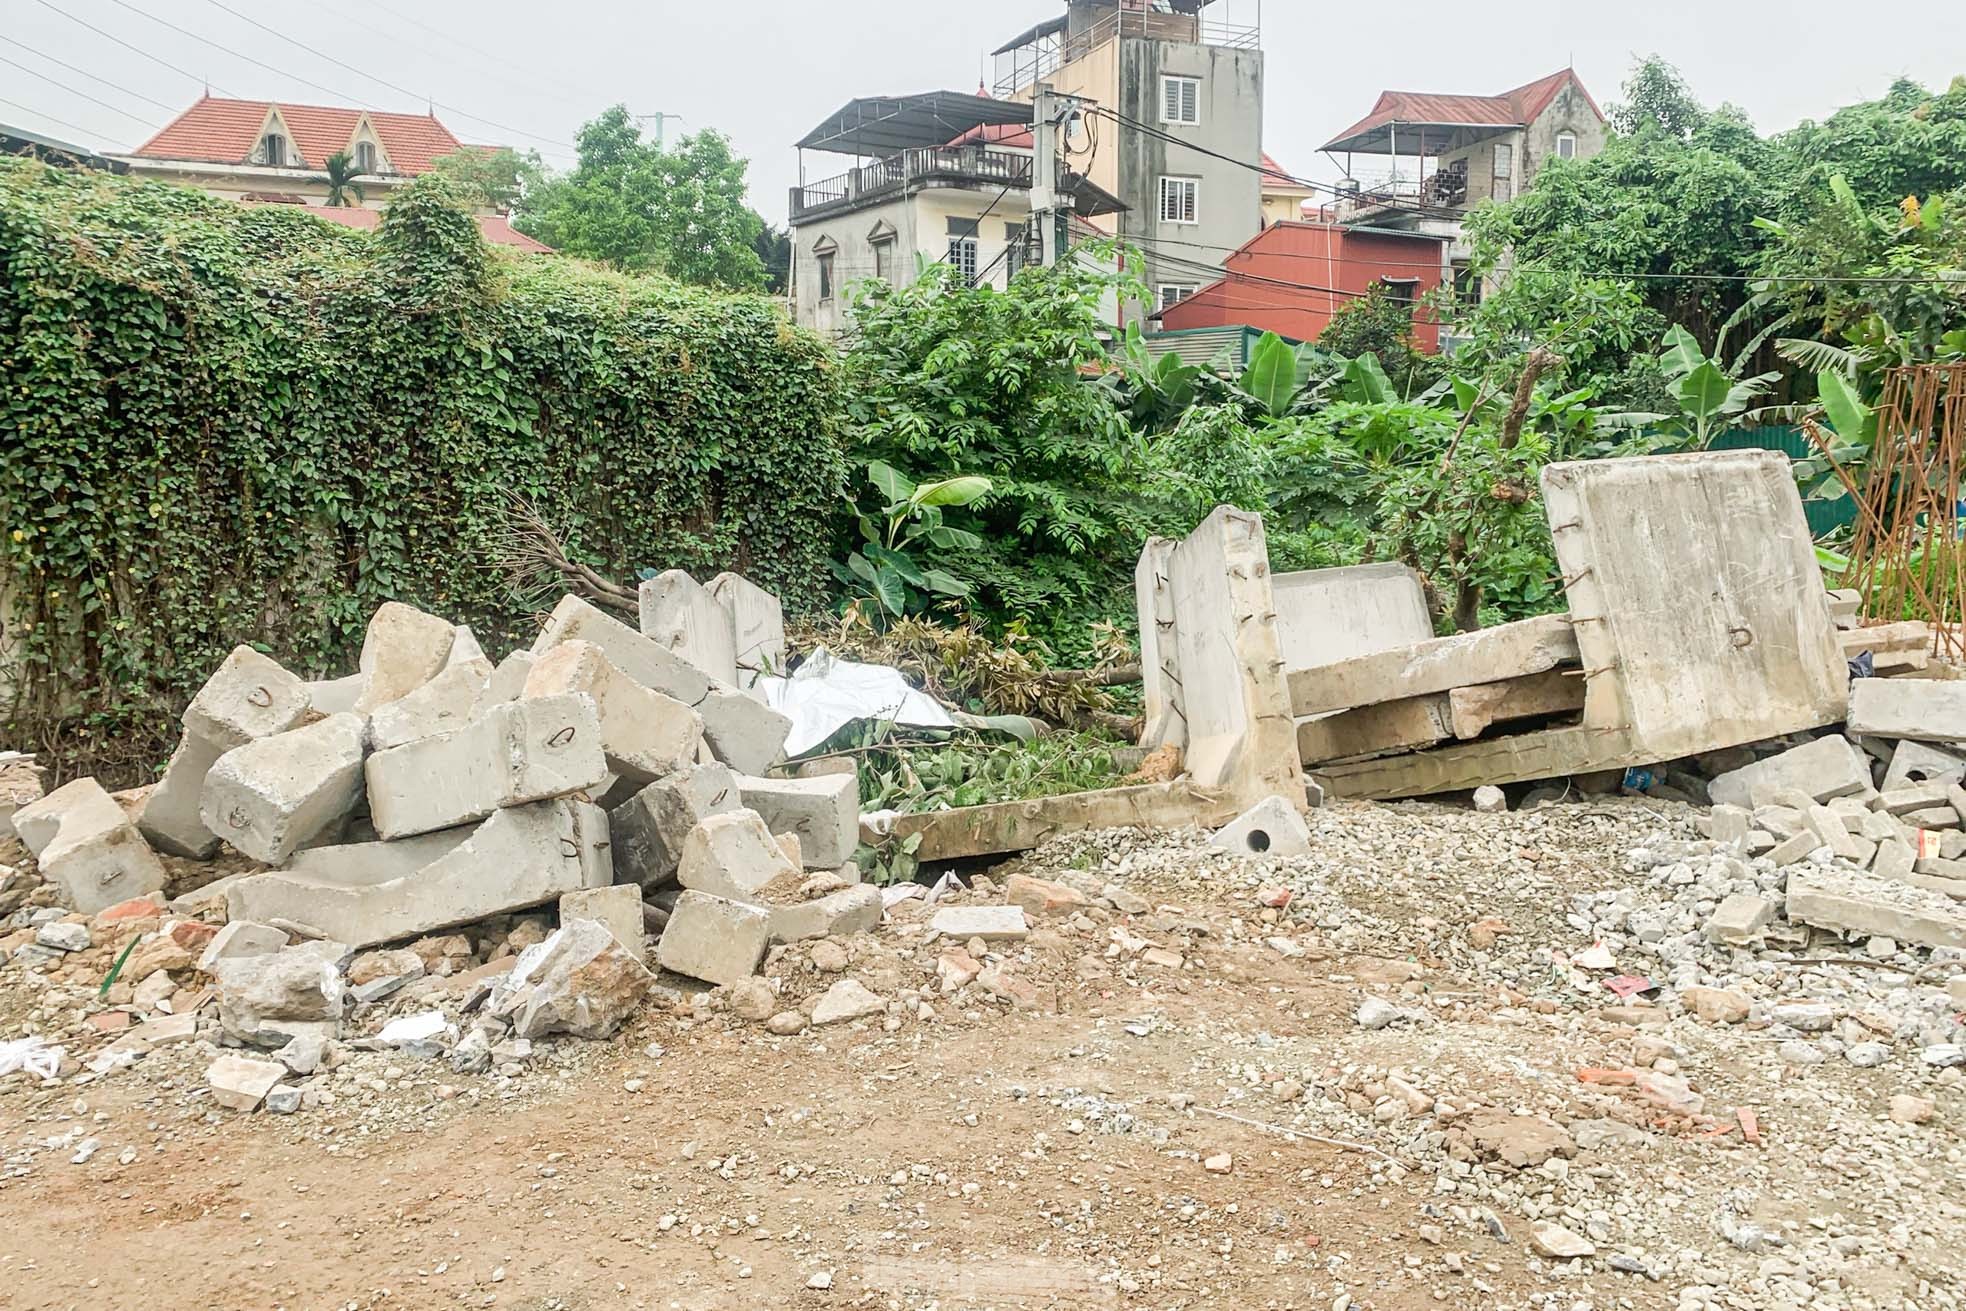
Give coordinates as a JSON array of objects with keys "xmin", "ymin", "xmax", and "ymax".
[{"xmin": 788, "ymin": 0, "xmax": 1265, "ymax": 334}]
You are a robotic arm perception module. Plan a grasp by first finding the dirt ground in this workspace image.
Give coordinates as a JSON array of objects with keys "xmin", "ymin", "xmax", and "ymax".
[{"xmin": 2, "ymin": 801, "xmax": 1961, "ymax": 1311}]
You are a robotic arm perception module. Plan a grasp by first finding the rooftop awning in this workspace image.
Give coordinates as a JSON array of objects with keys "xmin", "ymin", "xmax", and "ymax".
[
  {"xmin": 797, "ymin": 92, "xmax": 1038, "ymax": 156},
  {"xmin": 991, "ymin": 14, "xmax": 1068, "ymax": 55}
]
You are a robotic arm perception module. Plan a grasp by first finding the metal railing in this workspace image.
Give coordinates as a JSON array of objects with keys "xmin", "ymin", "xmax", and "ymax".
[
  {"xmin": 790, "ymin": 146, "xmax": 1035, "ymax": 221},
  {"xmin": 994, "ymin": 10, "xmax": 1260, "ymax": 95}
]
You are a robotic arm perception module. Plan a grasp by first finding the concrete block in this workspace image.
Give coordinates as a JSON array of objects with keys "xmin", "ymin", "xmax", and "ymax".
[
  {"xmin": 306, "ymin": 673, "xmax": 364, "ymax": 716},
  {"xmin": 1804, "ymin": 805, "xmax": 1867, "ymax": 863},
  {"xmin": 1909, "ymin": 806, "xmax": 1962, "ymax": 830},
  {"xmin": 770, "ymin": 882, "xmax": 881, "ymax": 943},
  {"xmin": 1271, "ymin": 562, "xmax": 1434, "ymax": 675},
  {"xmin": 182, "ymin": 645, "xmax": 312, "ymax": 748},
  {"xmin": 213, "ymin": 938, "xmax": 348, "ymax": 1046},
  {"xmin": 201, "ymin": 713, "xmax": 366, "ymax": 865},
  {"xmin": 560, "ymin": 884, "xmax": 647, "ymax": 965},
  {"xmin": 1882, "ymin": 740, "xmax": 1966, "ymax": 792},
  {"xmin": 737, "ymin": 772, "xmax": 858, "ymax": 869},
  {"xmin": 523, "ymin": 640, "xmax": 703, "ymax": 784},
  {"xmin": 138, "ymin": 733, "xmax": 226, "ymax": 859},
  {"xmin": 1447, "ymin": 669, "xmax": 1586, "ymax": 739},
  {"xmin": 1288, "ymin": 615, "xmax": 1578, "ymax": 718},
  {"xmin": 1850, "ymin": 678, "xmax": 1966, "ymax": 743},
  {"xmin": 610, "ymin": 764, "xmax": 741, "ymax": 886},
  {"xmin": 1133, "ymin": 536, "xmax": 1183, "ymax": 751},
  {"xmin": 655, "ymin": 890, "xmax": 770, "ymax": 986},
  {"xmin": 1877, "ymin": 785, "xmax": 1949, "ymax": 816},
  {"xmin": 1787, "ymin": 867, "xmax": 1966, "ymax": 950},
  {"xmin": 12, "ymin": 777, "xmax": 168, "ymax": 914},
  {"xmin": 446, "ymin": 625, "xmax": 486, "ymax": 668},
  {"xmin": 366, "ymin": 657, "xmax": 493, "ymax": 751},
  {"xmin": 1707, "ymin": 804, "xmax": 1752, "ymax": 845},
  {"xmin": 678, "ymin": 810, "xmax": 798, "ymax": 903},
  {"xmin": 206, "ymin": 1054, "xmax": 287, "ymax": 1111},
  {"xmin": 1768, "ymin": 831, "xmax": 1824, "ymax": 866},
  {"xmin": 1753, "ymin": 805, "xmax": 1803, "ymax": 839},
  {"xmin": 1209, "ymin": 795, "xmax": 1312, "ymax": 858},
  {"xmin": 353, "ymin": 601, "xmax": 456, "ymax": 714},
  {"xmin": 484, "ymin": 650, "xmax": 535, "ymax": 704},
  {"xmin": 365, "ymin": 694, "xmax": 607, "ymax": 840},
  {"xmin": 284, "ymin": 826, "xmax": 471, "ymax": 888},
  {"xmin": 1297, "ymin": 695, "xmax": 1451, "ymax": 764},
  {"xmin": 1873, "ymin": 838, "xmax": 1916, "ymax": 883},
  {"xmin": 698, "ymin": 689, "xmax": 791, "ymax": 775},
  {"xmin": 708, "ymin": 572, "xmax": 786, "ymax": 689},
  {"xmin": 639, "ymin": 569, "xmax": 739, "ymax": 685},
  {"xmin": 532, "ymin": 593, "xmax": 711, "ymax": 706},
  {"xmin": 498, "ymin": 917, "xmax": 651, "ymax": 1040},
  {"xmin": 928, "ymin": 905, "xmax": 1028, "ymax": 941},
  {"xmin": 1709, "ymin": 736, "xmax": 1873, "ymax": 811},
  {"xmin": 226, "ymin": 799, "xmax": 612, "ymax": 948},
  {"xmin": 197, "ymin": 920, "xmax": 289, "ymax": 972},
  {"xmin": 1704, "ymin": 892, "xmax": 1777, "ymax": 945}
]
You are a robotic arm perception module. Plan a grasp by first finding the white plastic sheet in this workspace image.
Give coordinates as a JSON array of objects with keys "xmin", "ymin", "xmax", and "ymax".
[
  {"xmin": 0, "ymin": 1036, "xmax": 62, "ymax": 1081},
  {"xmin": 757, "ymin": 647, "xmax": 955, "ymax": 757}
]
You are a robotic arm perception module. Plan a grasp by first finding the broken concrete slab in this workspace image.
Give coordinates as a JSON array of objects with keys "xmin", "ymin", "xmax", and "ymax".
[
  {"xmin": 226, "ymin": 799, "xmax": 611, "ymax": 949},
  {"xmin": 1297, "ymin": 696, "xmax": 1452, "ymax": 764},
  {"xmin": 197, "ymin": 920, "xmax": 289, "ymax": 973},
  {"xmin": 928, "ymin": 905, "xmax": 1028, "ymax": 941},
  {"xmin": 1271, "ymin": 562, "xmax": 1434, "ymax": 674},
  {"xmin": 1133, "ymin": 536, "xmax": 1184, "ymax": 752},
  {"xmin": 523, "ymin": 640, "xmax": 702, "ymax": 784},
  {"xmin": 1288, "ymin": 616, "xmax": 1577, "ymax": 719},
  {"xmin": 181, "ymin": 644, "xmax": 313, "ymax": 748},
  {"xmin": 1849, "ymin": 678, "xmax": 1966, "ymax": 744},
  {"xmin": 1447, "ymin": 669, "xmax": 1586, "ymax": 739},
  {"xmin": 655, "ymin": 890, "xmax": 771, "ymax": 986},
  {"xmin": 305, "ymin": 672, "xmax": 364, "ymax": 717},
  {"xmin": 366, "ymin": 657, "xmax": 493, "ymax": 752},
  {"xmin": 1787, "ymin": 867, "xmax": 1966, "ymax": 950},
  {"xmin": 1209, "ymin": 796, "xmax": 1313, "ymax": 859},
  {"xmin": 12, "ymin": 776, "xmax": 168, "ymax": 915},
  {"xmin": 874, "ymin": 781, "xmax": 1243, "ymax": 864},
  {"xmin": 1709, "ymin": 736, "xmax": 1874, "ymax": 811},
  {"xmin": 365, "ymin": 694, "xmax": 607, "ymax": 840},
  {"xmin": 200, "ymin": 713, "xmax": 366, "ymax": 865},
  {"xmin": 354, "ymin": 601, "xmax": 457, "ymax": 714},
  {"xmin": 678, "ymin": 810, "xmax": 799, "ymax": 904},
  {"xmin": 640, "ymin": 569, "xmax": 739, "ymax": 686},
  {"xmin": 484, "ymin": 650, "xmax": 534, "ymax": 705},
  {"xmin": 708, "ymin": 572, "xmax": 786, "ymax": 690},
  {"xmin": 1705, "ymin": 892, "xmax": 1777, "ymax": 946},
  {"xmin": 1882, "ymin": 739, "xmax": 1965, "ymax": 792},
  {"xmin": 698, "ymin": 689, "xmax": 792, "ymax": 777},
  {"xmin": 559, "ymin": 884, "xmax": 647, "ymax": 965},
  {"xmin": 284, "ymin": 825, "xmax": 471, "ymax": 888},
  {"xmin": 137, "ymin": 734, "xmax": 227, "ymax": 860},
  {"xmin": 770, "ymin": 883, "xmax": 881, "ymax": 943},
  {"xmin": 212, "ymin": 938, "xmax": 348, "ymax": 1047},
  {"xmin": 206, "ymin": 1054, "xmax": 287, "ymax": 1111},
  {"xmin": 531, "ymin": 592, "xmax": 711, "ymax": 707},
  {"xmin": 498, "ymin": 918, "xmax": 652, "ymax": 1040},
  {"xmin": 737, "ymin": 772, "xmax": 858, "ymax": 869},
  {"xmin": 610, "ymin": 764, "xmax": 741, "ymax": 886}
]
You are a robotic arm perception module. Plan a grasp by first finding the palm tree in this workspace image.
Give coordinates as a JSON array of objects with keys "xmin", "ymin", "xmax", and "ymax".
[{"xmin": 323, "ymin": 151, "xmax": 367, "ymax": 208}]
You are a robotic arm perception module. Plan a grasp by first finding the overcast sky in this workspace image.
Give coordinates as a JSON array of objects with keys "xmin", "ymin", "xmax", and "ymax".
[{"xmin": 5, "ymin": 0, "xmax": 1964, "ymax": 225}]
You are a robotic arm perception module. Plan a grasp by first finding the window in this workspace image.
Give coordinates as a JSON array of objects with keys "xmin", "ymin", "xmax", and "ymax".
[
  {"xmin": 354, "ymin": 141, "xmax": 377, "ymax": 172},
  {"xmin": 260, "ymin": 132, "xmax": 286, "ymax": 166},
  {"xmin": 947, "ymin": 217, "xmax": 979, "ymax": 284},
  {"xmin": 1452, "ymin": 260, "xmax": 1482, "ymax": 306},
  {"xmin": 1379, "ymin": 278, "xmax": 1419, "ymax": 305},
  {"xmin": 1491, "ymin": 142, "xmax": 1514, "ymax": 201},
  {"xmin": 1004, "ymin": 222, "xmax": 1028, "ymax": 278},
  {"xmin": 1158, "ymin": 175, "xmax": 1200, "ymax": 225},
  {"xmin": 1554, "ymin": 131, "xmax": 1578, "ymax": 160},
  {"xmin": 872, "ymin": 239, "xmax": 894, "ymax": 283},
  {"xmin": 1158, "ymin": 284, "xmax": 1198, "ymax": 312},
  {"xmin": 1161, "ymin": 75, "xmax": 1200, "ymax": 125},
  {"xmin": 816, "ymin": 252, "xmax": 835, "ymax": 302}
]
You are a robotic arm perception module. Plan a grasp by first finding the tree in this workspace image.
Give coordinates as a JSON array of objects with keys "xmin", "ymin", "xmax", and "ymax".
[
  {"xmin": 754, "ymin": 223, "xmax": 792, "ymax": 294},
  {"xmin": 1318, "ymin": 285, "xmax": 1440, "ymax": 395},
  {"xmin": 430, "ymin": 146, "xmax": 543, "ymax": 212},
  {"xmin": 1609, "ymin": 57, "xmax": 1708, "ymax": 140},
  {"xmin": 323, "ymin": 151, "xmax": 366, "ymax": 208},
  {"xmin": 515, "ymin": 107, "xmax": 767, "ymax": 289}
]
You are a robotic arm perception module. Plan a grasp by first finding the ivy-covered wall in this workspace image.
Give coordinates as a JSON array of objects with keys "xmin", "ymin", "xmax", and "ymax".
[{"xmin": 0, "ymin": 162, "xmax": 846, "ymax": 780}]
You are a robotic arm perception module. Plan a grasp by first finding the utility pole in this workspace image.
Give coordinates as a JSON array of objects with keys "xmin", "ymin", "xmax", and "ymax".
[
  {"xmin": 636, "ymin": 112, "xmax": 685, "ymax": 150},
  {"xmin": 1030, "ymin": 83, "xmax": 1066, "ymax": 267}
]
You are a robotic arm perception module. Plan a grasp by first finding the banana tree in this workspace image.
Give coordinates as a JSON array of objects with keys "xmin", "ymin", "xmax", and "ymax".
[
  {"xmin": 833, "ymin": 462, "xmax": 992, "ymax": 625},
  {"xmin": 1653, "ymin": 324, "xmax": 1780, "ymax": 448}
]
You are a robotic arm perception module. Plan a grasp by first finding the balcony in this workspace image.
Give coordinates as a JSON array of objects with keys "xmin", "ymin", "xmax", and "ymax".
[
  {"xmin": 790, "ymin": 146, "xmax": 1035, "ymax": 223},
  {"xmin": 1327, "ymin": 163, "xmax": 1469, "ymax": 224},
  {"xmin": 993, "ymin": 6, "xmax": 1260, "ymax": 96}
]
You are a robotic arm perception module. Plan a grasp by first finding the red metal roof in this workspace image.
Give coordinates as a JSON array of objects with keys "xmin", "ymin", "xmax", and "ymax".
[
  {"xmin": 242, "ymin": 199, "xmax": 555, "ymax": 252},
  {"xmin": 1321, "ymin": 70, "xmax": 1602, "ymax": 153},
  {"xmin": 134, "ymin": 96, "xmax": 472, "ymax": 174},
  {"xmin": 1260, "ymin": 152, "xmax": 1305, "ymax": 190}
]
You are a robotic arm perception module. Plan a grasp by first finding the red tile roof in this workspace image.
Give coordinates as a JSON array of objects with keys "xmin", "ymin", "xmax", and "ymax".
[
  {"xmin": 1260, "ymin": 152, "xmax": 1306, "ymax": 190},
  {"xmin": 1321, "ymin": 70, "xmax": 1602, "ymax": 153},
  {"xmin": 242, "ymin": 198, "xmax": 554, "ymax": 253},
  {"xmin": 134, "ymin": 96, "xmax": 472, "ymax": 174}
]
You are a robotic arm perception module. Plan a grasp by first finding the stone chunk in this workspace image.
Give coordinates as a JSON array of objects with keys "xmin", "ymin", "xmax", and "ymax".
[
  {"xmin": 523, "ymin": 640, "xmax": 703, "ymax": 784},
  {"xmin": 1004, "ymin": 873, "xmax": 1090, "ymax": 918},
  {"xmin": 226, "ymin": 799, "xmax": 612, "ymax": 949},
  {"xmin": 810, "ymin": 977, "xmax": 885, "ymax": 1026},
  {"xmin": 213, "ymin": 939, "xmax": 348, "ymax": 1047},
  {"xmin": 1705, "ymin": 804, "xmax": 1752, "ymax": 844},
  {"xmin": 484, "ymin": 650, "xmax": 535, "ymax": 704},
  {"xmin": 197, "ymin": 920, "xmax": 289, "ymax": 973},
  {"xmin": 678, "ymin": 810, "xmax": 799, "ymax": 903},
  {"xmin": 770, "ymin": 883, "xmax": 881, "ymax": 943},
  {"xmin": 12, "ymin": 777, "xmax": 168, "ymax": 915},
  {"xmin": 1680, "ymin": 985, "xmax": 1750, "ymax": 1023},
  {"xmin": 655, "ymin": 890, "xmax": 771, "ymax": 986},
  {"xmin": 639, "ymin": 570, "xmax": 739, "ymax": 685},
  {"xmin": 206, "ymin": 1054, "xmax": 287, "ymax": 1111},
  {"xmin": 1472, "ymin": 785, "xmax": 1507, "ymax": 814},
  {"xmin": 1709, "ymin": 736, "xmax": 1873, "ymax": 810},
  {"xmin": 1768, "ymin": 831, "xmax": 1823, "ymax": 866},
  {"xmin": 928, "ymin": 905, "xmax": 1028, "ymax": 941},
  {"xmin": 1209, "ymin": 795, "xmax": 1312, "ymax": 858},
  {"xmin": 531, "ymin": 592, "xmax": 711, "ymax": 706},
  {"xmin": 138, "ymin": 735, "xmax": 227, "ymax": 859},
  {"xmin": 182, "ymin": 644, "xmax": 313, "ymax": 747},
  {"xmin": 559, "ymin": 884, "xmax": 647, "ymax": 965},
  {"xmin": 1787, "ymin": 867, "xmax": 1966, "ymax": 950},
  {"xmin": 365, "ymin": 694, "xmax": 607, "ymax": 840},
  {"xmin": 1530, "ymin": 1222, "xmax": 1596, "ymax": 1260},
  {"xmin": 366, "ymin": 658, "xmax": 493, "ymax": 751},
  {"xmin": 1705, "ymin": 893, "xmax": 1778, "ymax": 946},
  {"xmin": 496, "ymin": 918, "xmax": 652, "ymax": 1040},
  {"xmin": 201, "ymin": 713, "xmax": 366, "ymax": 865},
  {"xmin": 708, "ymin": 572, "xmax": 786, "ymax": 690},
  {"xmin": 737, "ymin": 772, "xmax": 858, "ymax": 868},
  {"xmin": 1849, "ymin": 678, "xmax": 1966, "ymax": 743},
  {"xmin": 354, "ymin": 601, "xmax": 456, "ymax": 714},
  {"xmin": 1804, "ymin": 804, "xmax": 1866, "ymax": 863},
  {"xmin": 610, "ymin": 765, "xmax": 741, "ymax": 886},
  {"xmin": 698, "ymin": 689, "xmax": 792, "ymax": 776}
]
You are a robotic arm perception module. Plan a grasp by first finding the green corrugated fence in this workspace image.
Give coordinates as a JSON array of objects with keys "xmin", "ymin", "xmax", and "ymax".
[{"xmin": 1708, "ymin": 425, "xmax": 1858, "ymax": 537}]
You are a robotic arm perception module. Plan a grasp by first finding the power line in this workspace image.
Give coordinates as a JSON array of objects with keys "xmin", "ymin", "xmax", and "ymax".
[
  {"xmin": 0, "ymin": 33, "xmax": 179, "ymax": 112},
  {"xmin": 349, "ymin": 0, "xmax": 598, "ymax": 113},
  {"xmin": 0, "ymin": 52, "xmax": 160, "ymax": 131},
  {"xmin": 0, "ymin": 93, "xmax": 128, "ymax": 148},
  {"xmin": 29, "ymin": 0, "xmax": 237, "ymax": 98}
]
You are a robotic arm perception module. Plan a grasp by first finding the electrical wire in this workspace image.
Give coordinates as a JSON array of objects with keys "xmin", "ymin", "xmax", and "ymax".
[
  {"xmin": 0, "ymin": 52, "xmax": 160, "ymax": 131},
  {"xmin": 349, "ymin": 0, "xmax": 601, "ymax": 113},
  {"xmin": 0, "ymin": 93, "xmax": 128, "ymax": 148},
  {"xmin": 0, "ymin": 34, "xmax": 179, "ymax": 113},
  {"xmin": 29, "ymin": 0, "xmax": 237, "ymax": 99}
]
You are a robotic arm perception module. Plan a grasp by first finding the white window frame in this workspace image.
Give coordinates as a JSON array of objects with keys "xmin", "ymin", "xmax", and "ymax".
[
  {"xmin": 1492, "ymin": 143, "xmax": 1514, "ymax": 178},
  {"xmin": 1160, "ymin": 74, "xmax": 1201, "ymax": 126},
  {"xmin": 816, "ymin": 251, "xmax": 836, "ymax": 302},
  {"xmin": 947, "ymin": 236, "xmax": 979, "ymax": 284},
  {"xmin": 261, "ymin": 132, "xmax": 286, "ymax": 166},
  {"xmin": 1158, "ymin": 283, "xmax": 1198, "ymax": 312},
  {"xmin": 1158, "ymin": 175, "xmax": 1200, "ymax": 225},
  {"xmin": 1554, "ymin": 131, "xmax": 1578, "ymax": 160},
  {"xmin": 353, "ymin": 140, "xmax": 378, "ymax": 172}
]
